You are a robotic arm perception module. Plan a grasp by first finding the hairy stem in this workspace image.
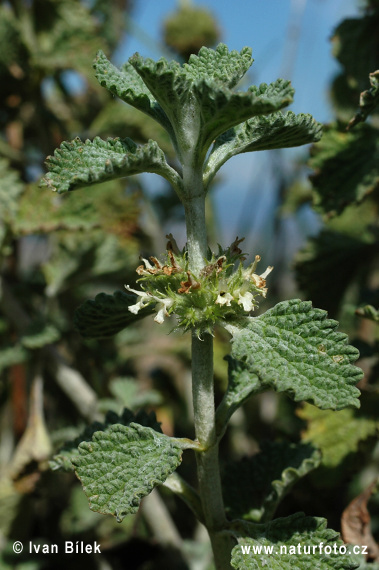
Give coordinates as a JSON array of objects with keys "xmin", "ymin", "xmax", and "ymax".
[{"xmin": 184, "ymin": 178, "xmax": 234, "ymax": 568}]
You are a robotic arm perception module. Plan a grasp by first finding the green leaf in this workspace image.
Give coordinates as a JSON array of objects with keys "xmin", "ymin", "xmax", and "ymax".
[
  {"xmin": 222, "ymin": 442, "xmax": 321, "ymax": 523},
  {"xmin": 348, "ymin": 70, "xmax": 379, "ymax": 128},
  {"xmin": 183, "ymin": 43, "xmax": 253, "ymax": 88},
  {"xmin": 355, "ymin": 305, "xmax": 379, "ymax": 323},
  {"xmin": 216, "ymin": 357, "xmax": 261, "ymax": 436},
  {"xmin": 0, "ymin": 346, "xmax": 28, "ymax": 374},
  {"xmin": 42, "ymin": 136, "xmax": 179, "ymax": 193},
  {"xmin": 74, "ymin": 290, "xmax": 155, "ymax": 339},
  {"xmin": 50, "ymin": 408, "xmax": 162, "ymax": 472},
  {"xmin": 225, "ymin": 299, "xmax": 362, "ymax": 410},
  {"xmin": 93, "ymin": 50, "xmax": 172, "ymax": 133},
  {"xmin": 294, "ymin": 230, "xmax": 374, "ymax": 317},
  {"xmin": 20, "ymin": 320, "xmax": 60, "ymax": 349},
  {"xmin": 309, "ymin": 123, "xmax": 379, "ymax": 215},
  {"xmin": 298, "ymin": 404, "xmax": 378, "ymax": 470},
  {"xmin": 231, "ymin": 512, "xmax": 360, "ymax": 569},
  {"xmin": 130, "ymin": 45, "xmax": 294, "ymax": 160},
  {"xmin": 195, "ymin": 78, "xmax": 295, "ymax": 158},
  {"xmin": 72, "ymin": 423, "xmax": 183, "ymax": 521},
  {"xmin": 205, "ymin": 112, "xmax": 323, "ymax": 187},
  {"xmin": 0, "ymin": 158, "xmax": 24, "ymax": 245}
]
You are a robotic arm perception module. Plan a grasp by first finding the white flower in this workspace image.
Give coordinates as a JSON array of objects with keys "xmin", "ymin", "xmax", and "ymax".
[
  {"xmin": 216, "ymin": 292, "xmax": 233, "ymax": 306},
  {"xmin": 125, "ymin": 285, "xmax": 153, "ymax": 314},
  {"xmin": 154, "ymin": 298, "xmax": 174, "ymax": 324},
  {"xmin": 125, "ymin": 285, "xmax": 174, "ymax": 324},
  {"xmin": 238, "ymin": 290, "xmax": 255, "ymax": 311}
]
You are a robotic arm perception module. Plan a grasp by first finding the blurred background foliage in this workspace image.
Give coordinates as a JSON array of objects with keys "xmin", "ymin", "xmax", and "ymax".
[{"xmin": 0, "ymin": 0, "xmax": 379, "ymax": 568}]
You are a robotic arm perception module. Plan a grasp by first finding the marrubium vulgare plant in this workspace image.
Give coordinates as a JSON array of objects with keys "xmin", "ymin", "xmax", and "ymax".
[{"xmin": 44, "ymin": 44, "xmax": 363, "ymax": 570}]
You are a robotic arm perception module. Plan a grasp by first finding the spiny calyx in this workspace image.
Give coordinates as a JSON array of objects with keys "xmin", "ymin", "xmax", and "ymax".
[{"xmin": 125, "ymin": 236, "xmax": 273, "ymax": 334}]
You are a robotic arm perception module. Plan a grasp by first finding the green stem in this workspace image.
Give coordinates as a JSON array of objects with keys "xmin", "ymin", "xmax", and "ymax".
[{"xmin": 183, "ymin": 172, "xmax": 234, "ymax": 568}]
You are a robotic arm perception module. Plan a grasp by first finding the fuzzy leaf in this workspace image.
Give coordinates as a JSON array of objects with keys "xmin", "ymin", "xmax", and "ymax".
[
  {"xmin": 50, "ymin": 408, "xmax": 162, "ymax": 473},
  {"xmin": 74, "ymin": 290, "xmax": 155, "ymax": 339},
  {"xmin": 309, "ymin": 123, "xmax": 379, "ymax": 215},
  {"xmin": 195, "ymin": 78, "xmax": 295, "ymax": 156},
  {"xmin": 348, "ymin": 70, "xmax": 379, "ymax": 128},
  {"xmin": 0, "ymin": 158, "xmax": 24, "ymax": 245},
  {"xmin": 223, "ymin": 442, "xmax": 321, "ymax": 523},
  {"xmin": 225, "ymin": 299, "xmax": 362, "ymax": 410},
  {"xmin": 42, "ymin": 136, "xmax": 176, "ymax": 193},
  {"xmin": 294, "ymin": 230, "xmax": 374, "ymax": 317},
  {"xmin": 231, "ymin": 512, "xmax": 360, "ymax": 569},
  {"xmin": 298, "ymin": 404, "xmax": 378, "ymax": 470},
  {"xmin": 130, "ymin": 45, "xmax": 294, "ymax": 159},
  {"xmin": 183, "ymin": 44, "xmax": 253, "ymax": 88},
  {"xmin": 216, "ymin": 357, "xmax": 261, "ymax": 436},
  {"xmin": 93, "ymin": 51, "xmax": 171, "ymax": 132},
  {"xmin": 355, "ymin": 305, "xmax": 379, "ymax": 323},
  {"xmin": 205, "ymin": 112, "xmax": 322, "ymax": 187},
  {"xmin": 72, "ymin": 423, "xmax": 183, "ymax": 521},
  {"xmin": 0, "ymin": 346, "xmax": 28, "ymax": 374},
  {"xmin": 20, "ymin": 320, "xmax": 60, "ymax": 349}
]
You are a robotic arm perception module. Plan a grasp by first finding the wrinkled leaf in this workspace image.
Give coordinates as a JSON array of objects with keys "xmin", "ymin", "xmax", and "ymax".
[
  {"xmin": 298, "ymin": 404, "xmax": 378, "ymax": 470},
  {"xmin": 0, "ymin": 345, "xmax": 28, "ymax": 374},
  {"xmin": 348, "ymin": 70, "xmax": 379, "ymax": 128},
  {"xmin": 355, "ymin": 305, "xmax": 379, "ymax": 323},
  {"xmin": 93, "ymin": 50, "xmax": 171, "ymax": 132},
  {"xmin": 20, "ymin": 320, "xmax": 60, "ymax": 349},
  {"xmin": 42, "ymin": 136, "xmax": 177, "ymax": 193},
  {"xmin": 50, "ymin": 408, "xmax": 162, "ymax": 473},
  {"xmin": 72, "ymin": 422, "xmax": 183, "ymax": 521},
  {"xmin": 309, "ymin": 123, "xmax": 379, "ymax": 215},
  {"xmin": 74, "ymin": 290, "xmax": 155, "ymax": 339},
  {"xmin": 222, "ymin": 441, "xmax": 321, "ymax": 523},
  {"xmin": 294, "ymin": 230, "xmax": 374, "ymax": 316},
  {"xmin": 205, "ymin": 111, "xmax": 322, "ymax": 187},
  {"xmin": 130, "ymin": 44, "xmax": 294, "ymax": 159},
  {"xmin": 231, "ymin": 512, "xmax": 360, "ymax": 569},
  {"xmin": 225, "ymin": 299, "xmax": 362, "ymax": 411}
]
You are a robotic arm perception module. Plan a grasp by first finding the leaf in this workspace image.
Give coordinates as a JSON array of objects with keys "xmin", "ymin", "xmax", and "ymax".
[
  {"xmin": 222, "ymin": 442, "xmax": 321, "ymax": 523},
  {"xmin": 225, "ymin": 299, "xmax": 362, "ymax": 411},
  {"xmin": 14, "ymin": 179, "xmax": 141, "ymax": 236},
  {"xmin": 205, "ymin": 112, "xmax": 322, "ymax": 187},
  {"xmin": 74, "ymin": 290, "xmax": 155, "ymax": 339},
  {"xmin": 348, "ymin": 70, "xmax": 379, "ymax": 128},
  {"xmin": 42, "ymin": 136, "xmax": 177, "ymax": 193},
  {"xmin": 20, "ymin": 320, "xmax": 60, "ymax": 349},
  {"xmin": 341, "ymin": 481, "xmax": 379, "ymax": 560},
  {"xmin": 298, "ymin": 404, "xmax": 378, "ymax": 470},
  {"xmin": 0, "ymin": 158, "xmax": 24, "ymax": 246},
  {"xmin": 72, "ymin": 423, "xmax": 183, "ymax": 521},
  {"xmin": 50, "ymin": 408, "xmax": 162, "ymax": 473},
  {"xmin": 294, "ymin": 230, "xmax": 374, "ymax": 317},
  {"xmin": 0, "ymin": 346, "xmax": 28, "ymax": 374},
  {"xmin": 355, "ymin": 305, "xmax": 379, "ymax": 323},
  {"xmin": 216, "ymin": 356, "xmax": 262, "ymax": 436},
  {"xmin": 93, "ymin": 50, "xmax": 171, "ymax": 133},
  {"xmin": 309, "ymin": 123, "xmax": 379, "ymax": 215},
  {"xmin": 231, "ymin": 512, "xmax": 360, "ymax": 569},
  {"xmin": 130, "ymin": 44, "xmax": 294, "ymax": 160},
  {"xmin": 183, "ymin": 43, "xmax": 253, "ymax": 88}
]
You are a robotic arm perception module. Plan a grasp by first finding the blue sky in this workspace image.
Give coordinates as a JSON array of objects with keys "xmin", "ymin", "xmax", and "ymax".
[{"xmin": 114, "ymin": 0, "xmax": 360, "ymax": 258}]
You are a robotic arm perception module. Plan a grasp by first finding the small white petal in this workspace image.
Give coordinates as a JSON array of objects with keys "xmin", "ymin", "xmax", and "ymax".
[
  {"xmin": 216, "ymin": 292, "xmax": 233, "ymax": 306},
  {"xmin": 238, "ymin": 291, "xmax": 255, "ymax": 312},
  {"xmin": 153, "ymin": 298, "xmax": 174, "ymax": 324},
  {"xmin": 260, "ymin": 266, "xmax": 274, "ymax": 279}
]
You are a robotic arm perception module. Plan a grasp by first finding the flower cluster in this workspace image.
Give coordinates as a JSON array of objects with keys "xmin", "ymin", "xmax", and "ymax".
[{"xmin": 125, "ymin": 235, "xmax": 273, "ymax": 334}]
